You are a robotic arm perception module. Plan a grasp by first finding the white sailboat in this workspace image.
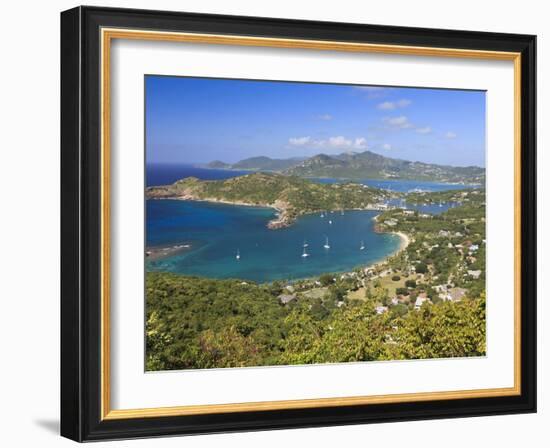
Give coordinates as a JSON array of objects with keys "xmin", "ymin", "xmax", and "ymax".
[
  {"xmin": 303, "ymin": 240, "xmax": 309, "ymax": 248},
  {"xmin": 328, "ymin": 219, "xmax": 333, "ymax": 225},
  {"xmin": 301, "ymin": 246, "xmax": 310, "ymax": 258},
  {"xmin": 323, "ymin": 237, "xmax": 331, "ymax": 250},
  {"xmin": 320, "ymin": 212, "xmax": 325, "ymax": 218},
  {"xmin": 235, "ymin": 249, "xmax": 240, "ymax": 260},
  {"xmin": 360, "ymin": 240, "xmax": 365, "ymax": 250}
]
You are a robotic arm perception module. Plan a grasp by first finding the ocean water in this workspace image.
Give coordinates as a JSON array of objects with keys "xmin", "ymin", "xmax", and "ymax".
[
  {"xmin": 146, "ymin": 200, "xmax": 401, "ymax": 283},
  {"xmin": 146, "ymin": 163, "xmax": 250, "ymax": 187}
]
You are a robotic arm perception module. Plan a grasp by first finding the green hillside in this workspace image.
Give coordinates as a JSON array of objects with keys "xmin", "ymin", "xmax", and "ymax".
[
  {"xmin": 146, "ymin": 172, "xmax": 394, "ymax": 227},
  {"xmin": 285, "ymin": 150, "xmax": 485, "ymax": 183},
  {"xmin": 205, "ymin": 150, "xmax": 485, "ymax": 183}
]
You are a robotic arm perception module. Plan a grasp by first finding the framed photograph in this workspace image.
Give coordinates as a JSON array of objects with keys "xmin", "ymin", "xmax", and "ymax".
[{"xmin": 60, "ymin": 6, "xmax": 536, "ymax": 442}]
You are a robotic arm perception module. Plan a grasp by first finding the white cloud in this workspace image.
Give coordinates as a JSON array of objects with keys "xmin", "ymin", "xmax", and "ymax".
[
  {"xmin": 288, "ymin": 135, "xmax": 367, "ymax": 150},
  {"xmin": 288, "ymin": 136, "xmax": 311, "ymax": 146},
  {"xmin": 416, "ymin": 126, "xmax": 432, "ymax": 134},
  {"xmin": 377, "ymin": 101, "xmax": 395, "ymax": 110},
  {"xmin": 327, "ymin": 136, "xmax": 350, "ymax": 147},
  {"xmin": 378, "ymin": 99, "xmax": 412, "ymax": 110},
  {"xmin": 382, "ymin": 143, "xmax": 392, "ymax": 150},
  {"xmin": 445, "ymin": 131, "xmax": 457, "ymax": 139},
  {"xmin": 384, "ymin": 115, "xmax": 414, "ymax": 129},
  {"xmin": 318, "ymin": 114, "xmax": 333, "ymax": 121}
]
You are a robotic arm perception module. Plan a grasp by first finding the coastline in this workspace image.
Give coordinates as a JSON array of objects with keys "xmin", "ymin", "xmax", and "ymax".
[
  {"xmin": 147, "ymin": 194, "xmax": 393, "ymax": 230},
  {"xmin": 393, "ymin": 231, "xmax": 410, "ymax": 253},
  {"xmin": 293, "ymin": 229, "xmax": 411, "ymax": 285},
  {"xmin": 147, "ymin": 193, "xmax": 289, "ymax": 227},
  {"xmin": 145, "ymin": 208, "xmax": 411, "ymax": 286},
  {"xmin": 146, "ymin": 197, "xmax": 410, "ymax": 283},
  {"xmin": 360, "ymin": 230, "xmax": 410, "ymax": 275},
  {"xmin": 146, "ymin": 190, "xmax": 412, "ymax": 284}
]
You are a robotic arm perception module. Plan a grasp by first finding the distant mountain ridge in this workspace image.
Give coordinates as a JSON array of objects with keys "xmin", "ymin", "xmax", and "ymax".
[{"xmin": 207, "ymin": 150, "xmax": 485, "ymax": 184}]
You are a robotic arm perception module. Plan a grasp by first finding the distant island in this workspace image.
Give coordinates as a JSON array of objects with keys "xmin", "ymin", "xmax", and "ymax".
[
  {"xmin": 146, "ymin": 172, "xmax": 396, "ymax": 229},
  {"xmin": 205, "ymin": 150, "xmax": 485, "ymax": 184}
]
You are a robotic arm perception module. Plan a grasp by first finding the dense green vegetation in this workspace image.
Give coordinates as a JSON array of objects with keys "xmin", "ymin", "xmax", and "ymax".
[{"xmin": 146, "ymin": 272, "xmax": 486, "ymax": 370}]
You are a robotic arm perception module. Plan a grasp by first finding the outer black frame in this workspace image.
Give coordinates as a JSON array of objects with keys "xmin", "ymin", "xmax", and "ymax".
[{"xmin": 61, "ymin": 6, "xmax": 537, "ymax": 442}]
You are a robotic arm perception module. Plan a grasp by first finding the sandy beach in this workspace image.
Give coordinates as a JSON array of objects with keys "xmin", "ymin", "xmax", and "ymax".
[
  {"xmin": 393, "ymin": 231, "xmax": 411, "ymax": 252},
  {"xmin": 360, "ymin": 230, "xmax": 410, "ymax": 275}
]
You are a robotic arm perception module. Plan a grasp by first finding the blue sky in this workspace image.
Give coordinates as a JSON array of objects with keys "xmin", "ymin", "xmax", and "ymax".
[{"xmin": 145, "ymin": 76, "xmax": 486, "ymax": 167}]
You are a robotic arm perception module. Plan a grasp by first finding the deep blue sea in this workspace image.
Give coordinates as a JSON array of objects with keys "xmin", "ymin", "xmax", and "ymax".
[
  {"xmin": 146, "ymin": 164, "xmax": 251, "ymax": 186},
  {"xmin": 145, "ymin": 164, "xmax": 467, "ymax": 282}
]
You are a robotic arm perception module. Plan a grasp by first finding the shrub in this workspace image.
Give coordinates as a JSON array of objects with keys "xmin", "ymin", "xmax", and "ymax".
[
  {"xmin": 319, "ymin": 273, "xmax": 334, "ymax": 286},
  {"xmin": 415, "ymin": 263, "xmax": 428, "ymax": 274}
]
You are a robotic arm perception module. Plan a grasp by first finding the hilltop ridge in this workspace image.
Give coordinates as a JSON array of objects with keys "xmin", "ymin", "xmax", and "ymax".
[{"xmin": 206, "ymin": 150, "xmax": 484, "ymax": 184}]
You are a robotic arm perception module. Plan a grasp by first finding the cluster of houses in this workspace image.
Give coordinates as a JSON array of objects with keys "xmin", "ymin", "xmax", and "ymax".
[
  {"xmin": 278, "ymin": 284, "xmax": 297, "ymax": 304},
  {"xmin": 434, "ymin": 284, "xmax": 468, "ymax": 302},
  {"xmin": 374, "ymin": 284, "xmax": 468, "ymax": 315}
]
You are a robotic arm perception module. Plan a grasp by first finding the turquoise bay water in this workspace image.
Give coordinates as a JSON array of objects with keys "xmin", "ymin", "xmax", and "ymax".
[{"xmin": 146, "ymin": 200, "xmax": 401, "ymax": 283}]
